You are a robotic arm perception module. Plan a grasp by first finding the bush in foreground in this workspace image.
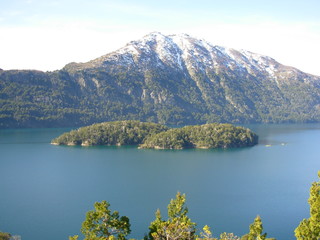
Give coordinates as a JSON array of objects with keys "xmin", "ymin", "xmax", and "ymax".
[{"xmin": 69, "ymin": 172, "xmax": 320, "ymax": 240}]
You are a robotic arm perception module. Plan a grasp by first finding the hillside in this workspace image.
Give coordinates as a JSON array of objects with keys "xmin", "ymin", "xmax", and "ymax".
[{"xmin": 1, "ymin": 32, "xmax": 320, "ymax": 128}]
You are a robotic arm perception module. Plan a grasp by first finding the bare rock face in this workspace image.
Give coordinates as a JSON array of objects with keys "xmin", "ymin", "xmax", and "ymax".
[{"xmin": 0, "ymin": 32, "xmax": 320, "ymax": 128}]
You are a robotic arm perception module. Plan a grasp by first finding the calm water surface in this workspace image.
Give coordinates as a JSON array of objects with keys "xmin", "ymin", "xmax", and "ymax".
[{"xmin": 0, "ymin": 124, "xmax": 320, "ymax": 240}]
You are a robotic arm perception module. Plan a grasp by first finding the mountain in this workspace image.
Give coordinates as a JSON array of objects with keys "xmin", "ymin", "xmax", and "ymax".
[{"xmin": 1, "ymin": 32, "xmax": 320, "ymax": 128}]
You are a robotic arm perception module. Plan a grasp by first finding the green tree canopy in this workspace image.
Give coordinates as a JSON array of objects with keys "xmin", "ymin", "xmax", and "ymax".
[
  {"xmin": 198, "ymin": 225, "xmax": 241, "ymax": 240},
  {"xmin": 70, "ymin": 200, "xmax": 131, "ymax": 240},
  {"xmin": 295, "ymin": 171, "xmax": 320, "ymax": 240},
  {"xmin": 0, "ymin": 232, "xmax": 11, "ymax": 240},
  {"xmin": 241, "ymin": 216, "xmax": 267, "ymax": 240},
  {"xmin": 148, "ymin": 192, "xmax": 196, "ymax": 240}
]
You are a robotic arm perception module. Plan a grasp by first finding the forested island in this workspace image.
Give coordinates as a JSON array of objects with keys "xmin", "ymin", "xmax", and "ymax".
[
  {"xmin": 51, "ymin": 120, "xmax": 169, "ymax": 146},
  {"xmin": 51, "ymin": 120, "xmax": 258, "ymax": 149}
]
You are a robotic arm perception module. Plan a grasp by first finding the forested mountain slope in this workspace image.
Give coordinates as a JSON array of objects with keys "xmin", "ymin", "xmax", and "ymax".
[{"xmin": 1, "ymin": 32, "xmax": 320, "ymax": 128}]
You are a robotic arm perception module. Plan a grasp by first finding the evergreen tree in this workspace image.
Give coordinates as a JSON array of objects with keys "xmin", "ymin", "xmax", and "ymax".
[
  {"xmin": 295, "ymin": 171, "xmax": 320, "ymax": 240},
  {"xmin": 70, "ymin": 200, "xmax": 131, "ymax": 240},
  {"xmin": 241, "ymin": 216, "xmax": 267, "ymax": 240},
  {"xmin": 148, "ymin": 192, "xmax": 196, "ymax": 240}
]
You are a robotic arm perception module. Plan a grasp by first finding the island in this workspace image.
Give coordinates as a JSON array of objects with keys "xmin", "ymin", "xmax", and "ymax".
[
  {"xmin": 140, "ymin": 123, "xmax": 258, "ymax": 149},
  {"xmin": 51, "ymin": 120, "xmax": 258, "ymax": 149},
  {"xmin": 51, "ymin": 120, "xmax": 169, "ymax": 146}
]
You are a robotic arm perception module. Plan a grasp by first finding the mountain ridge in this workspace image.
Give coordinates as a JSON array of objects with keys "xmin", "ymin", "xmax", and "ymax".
[
  {"xmin": 0, "ymin": 32, "xmax": 319, "ymax": 128},
  {"xmin": 65, "ymin": 32, "xmax": 319, "ymax": 78}
]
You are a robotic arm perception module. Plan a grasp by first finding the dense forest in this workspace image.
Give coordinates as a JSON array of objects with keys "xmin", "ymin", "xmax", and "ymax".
[
  {"xmin": 140, "ymin": 123, "xmax": 258, "ymax": 149},
  {"xmin": 51, "ymin": 120, "xmax": 258, "ymax": 149},
  {"xmin": 1, "ymin": 33, "xmax": 320, "ymax": 128},
  {"xmin": 51, "ymin": 120, "xmax": 169, "ymax": 146}
]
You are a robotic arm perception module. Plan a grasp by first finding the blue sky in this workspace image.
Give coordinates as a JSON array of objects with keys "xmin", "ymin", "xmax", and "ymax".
[{"xmin": 1, "ymin": 0, "xmax": 320, "ymax": 75}]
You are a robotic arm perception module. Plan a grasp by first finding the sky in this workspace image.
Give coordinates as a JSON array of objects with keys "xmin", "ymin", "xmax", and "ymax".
[{"xmin": 1, "ymin": 0, "xmax": 320, "ymax": 75}]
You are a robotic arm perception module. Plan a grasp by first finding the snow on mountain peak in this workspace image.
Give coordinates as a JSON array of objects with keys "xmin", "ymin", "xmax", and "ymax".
[{"xmin": 99, "ymin": 32, "xmax": 286, "ymax": 78}]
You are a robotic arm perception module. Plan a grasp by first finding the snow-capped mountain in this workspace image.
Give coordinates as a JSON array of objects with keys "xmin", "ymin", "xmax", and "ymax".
[
  {"xmin": 72, "ymin": 32, "xmax": 318, "ymax": 83},
  {"xmin": 1, "ymin": 32, "xmax": 320, "ymax": 128}
]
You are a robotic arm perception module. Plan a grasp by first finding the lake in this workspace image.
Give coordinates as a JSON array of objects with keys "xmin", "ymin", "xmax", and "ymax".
[{"xmin": 0, "ymin": 124, "xmax": 320, "ymax": 240}]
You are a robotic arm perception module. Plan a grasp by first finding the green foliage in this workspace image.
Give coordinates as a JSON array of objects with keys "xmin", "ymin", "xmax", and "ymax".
[
  {"xmin": 198, "ymin": 225, "xmax": 214, "ymax": 239},
  {"xmin": 295, "ymin": 171, "xmax": 320, "ymax": 240},
  {"xmin": 140, "ymin": 123, "xmax": 258, "ymax": 149},
  {"xmin": 1, "ymin": 61, "xmax": 320, "ymax": 129},
  {"xmin": 67, "ymin": 177, "xmax": 320, "ymax": 240},
  {"xmin": 74, "ymin": 200, "xmax": 131, "ymax": 240},
  {"xmin": 219, "ymin": 232, "xmax": 240, "ymax": 240},
  {"xmin": 69, "ymin": 235, "xmax": 79, "ymax": 240},
  {"xmin": 51, "ymin": 120, "xmax": 168, "ymax": 146},
  {"xmin": 52, "ymin": 121, "xmax": 258, "ymax": 149},
  {"xmin": 148, "ymin": 192, "xmax": 197, "ymax": 240},
  {"xmin": 241, "ymin": 216, "xmax": 267, "ymax": 240},
  {"xmin": 0, "ymin": 232, "xmax": 11, "ymax": 240},
  {"xmin": 197, "ymin": 225, "xmax": 240, "ymax": 240},
  {"xmin": 140, "ymin": 128, "xmax": 192, "ymax": 149}
]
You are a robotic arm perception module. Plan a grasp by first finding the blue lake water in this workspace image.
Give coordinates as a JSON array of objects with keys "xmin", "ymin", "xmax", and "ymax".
[{"xmin": 0, "ymin": 124, "xmax": 320, "ymax": 240}]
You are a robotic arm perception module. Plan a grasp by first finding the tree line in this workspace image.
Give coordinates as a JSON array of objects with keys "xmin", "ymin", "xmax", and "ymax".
[
  {"xmin": 1, "ymin": 63, "xmax": 320, "ymax": 129},
  {"xmin": 2, "ymin": 172, "xmax": 319, "ymax": 240},
  {"xmin": 66, "ymin": 172, "xmax": 320, "ymax": 240}
]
